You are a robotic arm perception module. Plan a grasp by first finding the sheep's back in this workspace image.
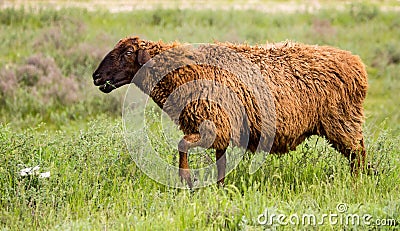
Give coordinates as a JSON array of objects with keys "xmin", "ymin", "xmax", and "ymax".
[{"xmin": 226, "ymin": 43, "xmax": 368, "ymax": 152}]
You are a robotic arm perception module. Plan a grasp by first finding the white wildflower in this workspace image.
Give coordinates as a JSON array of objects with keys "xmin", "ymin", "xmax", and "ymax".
[
  {"xmin": 39, "ymin": 171, "xmax": 51, "ymax": 178},
  {"xmin": 19, "ymin": 165, "xmax": 40, "ymax": 176},
  {"xmin": 18, "ymin": 165, "xmax": 50, "ymax": 178}
]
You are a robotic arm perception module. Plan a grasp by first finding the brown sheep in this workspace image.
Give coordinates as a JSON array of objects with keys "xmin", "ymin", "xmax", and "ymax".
[{"xmin": 93, "ymin": 36, "xmax": 368, "ymax": 188}]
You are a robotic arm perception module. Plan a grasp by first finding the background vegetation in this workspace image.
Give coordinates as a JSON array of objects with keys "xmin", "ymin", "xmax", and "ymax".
[{"xmin": 0, "ymin": 1, "xmax": 399, "ymax": 230}]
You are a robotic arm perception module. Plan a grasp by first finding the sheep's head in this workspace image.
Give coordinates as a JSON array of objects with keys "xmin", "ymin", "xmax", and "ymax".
[{"xmin": 92, "ymin": 37, "xmax": 151, "ymax": 93}]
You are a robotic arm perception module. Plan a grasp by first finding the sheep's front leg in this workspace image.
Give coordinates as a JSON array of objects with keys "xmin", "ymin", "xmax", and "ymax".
[
  {"xmin": 216, "ymin": 149, "xmax": 227, "ymax": 186},
  {"xmin": 178, "ymin": 134, "xmax": 200, "ymax": 189},
  {"xmin": 179, "ymin": 151, "xmax": 192, "ymax": 188}
]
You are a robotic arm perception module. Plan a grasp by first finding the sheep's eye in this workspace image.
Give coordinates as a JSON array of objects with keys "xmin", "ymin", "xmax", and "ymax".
[{"xmin": 125, "ymin": 50, "xmax": 133, "ymax": 56}]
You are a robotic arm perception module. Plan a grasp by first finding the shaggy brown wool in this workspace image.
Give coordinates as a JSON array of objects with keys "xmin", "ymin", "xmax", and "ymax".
[{"xmin": 93, "ymin": 37, "xmax": 368, "ymax": 188}]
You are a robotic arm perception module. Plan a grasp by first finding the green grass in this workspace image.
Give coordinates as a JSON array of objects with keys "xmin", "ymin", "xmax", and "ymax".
[{"xmin": 0, "ymin": 2, "xmax": 399, "ymax": 230}]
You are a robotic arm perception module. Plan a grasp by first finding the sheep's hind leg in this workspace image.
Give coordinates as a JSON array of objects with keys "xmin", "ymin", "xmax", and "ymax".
[
  {"xmin": 352, "ymin": 137, "xmax": 367, "ymax": 174},
  {"xmin": 178, "ymin": 134, "xmax": 201, "ymax": 189},
  {"xmin": 321, "ymin": 117, "xmax": 366, "ymax": 175},
  {"xmin": 338, "ymin": 143, "xmax": 365, "ymax": 175},
  {"xmin": 330, "ymin": 136, "xmax": 366, "ymax": 175},
  {"xmin": 216, "ymin": 149, "xmax": 227, "ymax": 187}
]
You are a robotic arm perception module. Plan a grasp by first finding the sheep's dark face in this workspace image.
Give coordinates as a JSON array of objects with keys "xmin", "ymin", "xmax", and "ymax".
[{"xmin": 92, "ymin": 37, "xmax": 150, "ymax": 93}]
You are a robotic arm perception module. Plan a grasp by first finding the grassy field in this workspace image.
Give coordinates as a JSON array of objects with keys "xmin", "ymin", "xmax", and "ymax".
[{"xmin": 0, "ymin": 1, "xmax": 399, "ymax": 230}]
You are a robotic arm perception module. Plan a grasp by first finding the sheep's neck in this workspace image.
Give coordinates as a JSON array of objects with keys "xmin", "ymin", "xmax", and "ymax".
[{"xmin": 144, "ymin": 40, "xmax": 180, "ymax": 59}]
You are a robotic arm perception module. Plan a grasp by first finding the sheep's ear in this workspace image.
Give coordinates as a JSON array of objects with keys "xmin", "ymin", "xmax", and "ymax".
[{"xmin": 137, "ymin": 49, "xmax": 150, "ymax": 65}]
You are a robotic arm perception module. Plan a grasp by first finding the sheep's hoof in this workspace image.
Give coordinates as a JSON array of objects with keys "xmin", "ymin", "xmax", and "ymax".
[
  {"xmin": 179, "ymin": 169, "xmax": 193, "ymax": 189},
  {"xmin": 366, "ymin": 162, "xmax": 379, "ymax": 176},
  {"xmin": 217, "ymin": 182, "xmax": 225, "ymax": 188}
]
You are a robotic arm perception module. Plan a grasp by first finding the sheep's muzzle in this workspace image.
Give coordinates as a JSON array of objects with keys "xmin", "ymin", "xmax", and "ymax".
[{"xmin": 92, "ymin": 70, "xmax": 132, "ymax": 93}]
